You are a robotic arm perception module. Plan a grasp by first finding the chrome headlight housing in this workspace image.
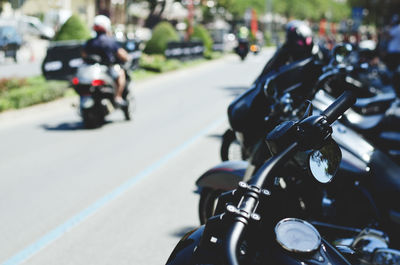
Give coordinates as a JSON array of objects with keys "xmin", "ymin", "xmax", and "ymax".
[
  {"xmin": 275, "ymin": 218, "xmax": 321, "ymax": 253},
  {"xmin": 372, "ymin": 248, "xmax": 400, "ymax": 265}
]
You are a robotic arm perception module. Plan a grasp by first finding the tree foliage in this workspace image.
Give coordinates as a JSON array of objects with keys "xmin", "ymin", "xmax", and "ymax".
[
  {"xmin": 348, "ymin": 0, "xmax": 400, "ymax": 26},
  {"xmin": 214, "ymin": 0, "xmax": 350, "ymax": 22},
  {"xmin": 216, "ymin": 0, "xmax": 265, "ymax": 20}
]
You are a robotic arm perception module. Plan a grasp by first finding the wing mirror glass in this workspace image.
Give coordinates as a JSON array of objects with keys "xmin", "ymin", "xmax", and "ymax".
[
  {"xmin": 372, "ymin": 248, "xmax": 400, "ymax": 265},
  {"xmin": 333, "ymin": 43, "xmax": 353, "ymax": 64},
  {"xmin": 308, "ymin": 139, "xmax": 341, "ymax": 183}
]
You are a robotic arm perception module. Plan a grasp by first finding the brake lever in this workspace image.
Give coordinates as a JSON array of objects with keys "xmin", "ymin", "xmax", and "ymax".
[{"xmin": 299, "ymin": 100, "xmax": 313, "ymax": 121}]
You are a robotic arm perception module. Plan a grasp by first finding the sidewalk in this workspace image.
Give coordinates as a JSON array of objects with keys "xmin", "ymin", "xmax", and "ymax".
[{"xmin": 0, "ymin": 36, "xmax": 48, "ymax": 78}]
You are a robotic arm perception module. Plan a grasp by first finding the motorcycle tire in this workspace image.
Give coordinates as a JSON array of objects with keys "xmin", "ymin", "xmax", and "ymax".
[
  {"xmin": 199, "ymin": 187, "xmax": 223, "ymax": 225},
  {"xmin": 123, "ymin": 92, "xmax": 135, "ymax": 121},
  {"xmin": 220, "ymin": 130, "xmax": 244, "ymax": 161},
  {"xmin": 82, "ymin": 109, "xmax": 104, "ymax": 129}
]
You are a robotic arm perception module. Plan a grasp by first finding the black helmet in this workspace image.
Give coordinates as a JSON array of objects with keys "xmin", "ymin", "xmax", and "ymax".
[{"xmin": 285, "ymin": 20, "xmax": 314, "ymax": 60}]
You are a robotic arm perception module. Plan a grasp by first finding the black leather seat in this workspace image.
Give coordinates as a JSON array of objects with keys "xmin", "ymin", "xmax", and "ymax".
[{"xmin": 353, "ymin": 92, "xmax": 396, "ymax": 115}]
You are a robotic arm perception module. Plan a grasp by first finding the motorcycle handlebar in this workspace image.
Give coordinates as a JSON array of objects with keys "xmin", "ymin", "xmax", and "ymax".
[
  {"xmin": 321, "ymin": 90, "xmax": 356, "ymax": 124},
  {"xmin": 225, "ymin": 222, "xmax": 245, "ymax": 265},
  {"xmin": 225, "ymin": 91, "xmax": 357, "ymax": 265}
]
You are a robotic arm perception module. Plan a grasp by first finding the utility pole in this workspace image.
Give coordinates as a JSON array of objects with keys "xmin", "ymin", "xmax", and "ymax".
[{"xmin": 186, "ymin": 0, "xmax": 194, "ymax": 41}]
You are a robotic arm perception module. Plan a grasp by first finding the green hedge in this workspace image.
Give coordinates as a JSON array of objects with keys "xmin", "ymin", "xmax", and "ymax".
[
  {"xmin": 0, "ymin": 76, "xmax": 68, "ymax": 112},
  {"xmin": 54, "ymin": 14, "xmax": 91, "ymax": 41},
  {"xmin": 144, "ymin": 22, "xmax": 180, "ymax": 55},
  {"xmin": 138, "ymin": 54, "xmax": 212, "ymax": 73},
  {"xmin": 139, "ymin": 54, "xmax": 181, "ymax": 72},
  {"xmin": 190, "ymin": 24, "xmax": 213, "ymax": 59}
]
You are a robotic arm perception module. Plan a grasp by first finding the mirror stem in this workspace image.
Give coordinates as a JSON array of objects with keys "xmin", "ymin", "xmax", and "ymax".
[{"xmin": 250, "ymin": 142, "xmax": 298, "ymax": 188}]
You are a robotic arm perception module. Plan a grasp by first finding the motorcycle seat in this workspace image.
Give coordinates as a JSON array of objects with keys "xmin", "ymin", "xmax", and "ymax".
[
  {"xmin": 313, "ymin": 90, "xmax": 386, "ymax": 131},
  {"xmin": 344, "ymin": 109, "xmax": 384, "ymax": 131},
  {"xmin": 353, "ymin": 92, "xmax": 396, "ymax": 115},
  {"xmin": 379, "ymin": 131, "xmax": 400, "ymax": 147}
]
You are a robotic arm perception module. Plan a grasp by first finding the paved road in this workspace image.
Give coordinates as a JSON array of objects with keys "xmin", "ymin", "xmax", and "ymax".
[{"xmin": 0, "ymin": 49, "xmax": 274, "ymax": 265}]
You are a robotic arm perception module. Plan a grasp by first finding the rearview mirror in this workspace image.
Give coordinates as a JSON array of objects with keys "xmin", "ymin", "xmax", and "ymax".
[
  {"xmin": 332, "ymin": 43, "xmax": 353, "ymax": 64},
  {"xmin": 308, "ymin": 139, "xmax": 341, "ymax": 183},
  {"xmin": 372, "ymin": 248, "xmax": 400, "ymax": 265}
]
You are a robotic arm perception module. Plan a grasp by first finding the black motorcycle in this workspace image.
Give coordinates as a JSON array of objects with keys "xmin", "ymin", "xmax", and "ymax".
[
  {"xmin": 235, "ymin": 39, "xmax": 250, "ymax": 61},
  {"xmin": 167, "ymin": 91, "xmax": 400, "ymax": 265},
  {"xmin": 196, "ymin": 55, "xmax": 400, "ymax": 250},
  {"xmin": 313, "ymin": 44, "xmax": 400, "ymax": 163},
  {"xmin": 222, "ymin": 44, "xmax": 400, "ymax": 163}
]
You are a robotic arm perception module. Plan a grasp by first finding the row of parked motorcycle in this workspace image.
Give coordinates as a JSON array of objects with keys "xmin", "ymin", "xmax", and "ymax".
[{"xmin": 165, "ymin": 21, "xmax": 400, "ymax": 265}]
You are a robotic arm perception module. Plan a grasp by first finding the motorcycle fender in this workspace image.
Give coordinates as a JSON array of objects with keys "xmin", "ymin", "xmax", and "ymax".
[
  {"xmin": 196, "ymin": 160, "xmax": 248, "ymax": 190},
  {"xmin": 166, "ymin": 226, "xmax": 204, "ymax": 265}
]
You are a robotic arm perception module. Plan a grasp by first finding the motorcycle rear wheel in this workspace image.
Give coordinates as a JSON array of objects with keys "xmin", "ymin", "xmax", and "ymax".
[
  {"xmin": 82, "ymin": 109, "xmax": 104, "ymax": 129},
  {"xmin": 123, "ymin": 91, "xmax": 135, "ymax": 121}
]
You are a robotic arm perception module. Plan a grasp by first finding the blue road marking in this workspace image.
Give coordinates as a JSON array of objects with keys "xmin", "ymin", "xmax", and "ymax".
[{"xmin": 1, "ymin": 116, "xmax": 226, "ymax": 265}]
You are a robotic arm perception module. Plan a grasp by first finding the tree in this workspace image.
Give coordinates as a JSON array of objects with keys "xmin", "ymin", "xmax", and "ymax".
[
  {"xmin": 216, "ymin": 0, "xmax": 266, "ymax": 20},
  {"xmin": 348, "ymin": 0, "xmax": 400, "ymax": 26},
  {"xmin": 143, "ymin": 0, "xmax": 167, "ymax": 28},
  {"xmin": 272, "ymin": 0, "xmax": 350, "ymax": 22},
  {"xmin": 212, "ymin": 0, "xmax": 349, "ymax": 22}
]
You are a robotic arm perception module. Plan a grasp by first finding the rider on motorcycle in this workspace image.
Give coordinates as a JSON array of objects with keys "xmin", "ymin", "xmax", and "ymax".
[
  {"xmin": 256, "ymin": 20, "xmax": 323, "ymax": 81},
  {"xmin": 81, "ymin": 15, "xmax": 129, "ymax": 106}
]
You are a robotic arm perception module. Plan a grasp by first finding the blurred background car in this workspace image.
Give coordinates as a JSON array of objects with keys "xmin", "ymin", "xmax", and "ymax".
[
  {"xmin": 0, "ymin": 25, "xmax": 22, "ymax": 62},
  {"xmin": 18, "ymin": 16, "xmax": 55, "ymax": 40}
]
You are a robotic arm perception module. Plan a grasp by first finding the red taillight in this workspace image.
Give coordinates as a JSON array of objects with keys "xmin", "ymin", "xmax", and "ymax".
[
  {"xmin": 91, "ymin": 79, "xmax": 105, "ymax": 86},
  {"xmin": 72, "ymin": 77, "xmax": 79, "ymax": 85}
]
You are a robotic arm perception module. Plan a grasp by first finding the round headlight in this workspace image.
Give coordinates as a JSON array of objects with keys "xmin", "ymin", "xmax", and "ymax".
[{"xmin": 275, "ymin": 218, "xmax": 321, "ymax": 253}]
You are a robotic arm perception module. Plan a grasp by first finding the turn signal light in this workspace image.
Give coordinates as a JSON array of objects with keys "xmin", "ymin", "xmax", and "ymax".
[{"xmin": 91, "ymin": 79, "xmax": 105, "ymax": 86}]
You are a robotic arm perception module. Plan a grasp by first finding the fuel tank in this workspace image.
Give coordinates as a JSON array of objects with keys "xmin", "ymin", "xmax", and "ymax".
[{"xmin": 165, "ymin": 224, "xmax": 350, "ymax": 265}]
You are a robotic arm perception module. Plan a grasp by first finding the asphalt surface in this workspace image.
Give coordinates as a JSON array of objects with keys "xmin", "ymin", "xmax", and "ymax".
[{"xmin": 0, "ymin": 49, "xmax": 274, "ymax": 265}]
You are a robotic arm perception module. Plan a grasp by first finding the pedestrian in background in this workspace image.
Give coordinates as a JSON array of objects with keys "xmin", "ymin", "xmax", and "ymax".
[{"xmin": 385, "ymin": 14, "xmax": 400, "ymax": 71}]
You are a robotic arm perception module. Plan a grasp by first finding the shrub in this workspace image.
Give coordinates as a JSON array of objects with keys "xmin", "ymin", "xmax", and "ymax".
[
  {"xmin": 144, "ymin": 22, "xmax": 179, "ymax": 55},
  {"xmin": 0, "ymin": 78, "xmax": 27, "ymax": 93},
  {"xmin": 191, "ymin": 25, "xmax": 213, "ymax": 51},
  {"xmin": 54, "ymin": 14, "xmax": 91, "ymax": 41},
  {"xmin": 139, "ymin": 54, "xmax": 180, "ymax": 72},
  {"xmin": 190, "ymin": 24, "xmax": 213, "ymax": 59},
  {"xmin": 0, "ymin": 76, "xmax": 67, "ymax": 112}
]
